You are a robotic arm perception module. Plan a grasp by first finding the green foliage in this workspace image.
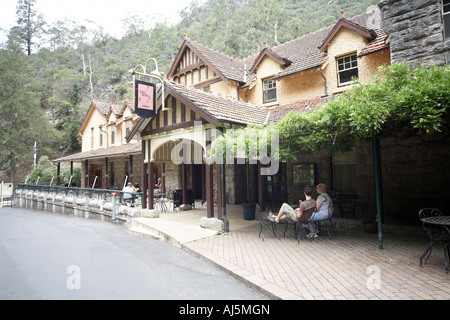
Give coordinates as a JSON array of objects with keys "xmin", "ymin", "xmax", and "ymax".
[
  {"xmin": 275, "ymin": 63, "xmax": 450, "ymax": 161},
  {"xmin": 207, "ymin": 60, "xmax": 450, "ymax": 163},
  {"xmin": 27, "ymin": 155, "xmax": 81, "ymax": 186}
]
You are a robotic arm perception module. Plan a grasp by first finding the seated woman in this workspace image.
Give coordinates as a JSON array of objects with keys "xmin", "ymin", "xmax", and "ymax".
[
  {"xmin": 305, "ymin": 183, "xmax": 334, "ymax": 238},
  {"xmin": 269, "ymin": 186, "xmax": 316, "ymax": 224}
]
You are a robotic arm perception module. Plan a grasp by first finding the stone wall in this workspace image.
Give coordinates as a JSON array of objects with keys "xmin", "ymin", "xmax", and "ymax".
[
  {"xmin": 15, "ymin": 189, "xmax": 142, "ymax": 227},
  {"xmin": 378, "ymin": 0, "xmax": 450, "ymax": 67}
]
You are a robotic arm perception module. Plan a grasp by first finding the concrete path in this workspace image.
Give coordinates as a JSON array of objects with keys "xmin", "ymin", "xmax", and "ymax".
[{"xmin": 136, "ymin": 203, "xmax": 450, "ymax": 300}]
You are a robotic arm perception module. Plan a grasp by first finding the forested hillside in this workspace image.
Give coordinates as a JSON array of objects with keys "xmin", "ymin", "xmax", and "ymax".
[{"xmin": 0, "ymin": 0, "xmax": 379, "ymax": 184}]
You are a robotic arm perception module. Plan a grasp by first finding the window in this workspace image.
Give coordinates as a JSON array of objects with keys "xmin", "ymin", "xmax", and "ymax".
[
  {"xmin": 337, "ymin": 54, "xmax": 358, "ymax": 86},
  {"xmin": 332, "ymin": 150, "xmax": 357, "ymax": 194},
  {"xmin": 91, "ymin": 128, "xmax": 94, "ymax": 148},
  {"xmin": 100, "ymin": 131, "xmax": 103, "ymax": 147},
  {"xmin": 111, "ymin": 127, "xmax": 115, "ymax": 145},
  {"xmin": 263, "ymin": 78, "xmax": 277, "ymax": 103},
  {"xmin": 444, "ymin": 0, "xmax": 450, "ymax": 39}
]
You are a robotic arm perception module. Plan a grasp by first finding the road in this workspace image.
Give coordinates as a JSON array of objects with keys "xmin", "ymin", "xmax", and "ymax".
[{"xmin": 0, "ymin": 207, "xmax": 266, "ymax": 300}]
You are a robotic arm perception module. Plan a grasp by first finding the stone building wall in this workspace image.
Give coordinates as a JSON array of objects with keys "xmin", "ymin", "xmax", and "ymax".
[{"xmin": 378, "ymin": 0, "xmax": 450, "ymax": 67}]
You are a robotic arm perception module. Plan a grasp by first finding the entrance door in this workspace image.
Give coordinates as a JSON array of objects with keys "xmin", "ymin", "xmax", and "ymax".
[{"xmin": 89, "ymin": 163, "xmax": 102, "ymax": 188}]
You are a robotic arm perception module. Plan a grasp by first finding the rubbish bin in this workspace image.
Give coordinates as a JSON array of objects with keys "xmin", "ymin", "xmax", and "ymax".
[{"xmin": 242, "ymin": 202, "xmax": 256, "ymax": 220}]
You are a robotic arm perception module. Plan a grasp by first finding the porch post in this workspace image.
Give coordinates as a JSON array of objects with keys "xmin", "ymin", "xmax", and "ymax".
[
  {"xmin": 141, "ymin": 141, "xmax": 147, "ymax": 209},
  {"xmin": 258, "ymin": 161, "xmax": 265, "ymax": 212},
  {"xmin": 161, "ymin": 163, "xmax": 166, "ymax": 194},
  {"xmin": 216, "ymin": 163, "xmax": 222, "ymax": 219},
  {"xmin": 148, "ymin": 140, "xmax": 154, "ymax": 209},
  {"xmin": 84, "ymin": 160, "xmax": 89, "ymax": 188},
  {"xmin": 104, "ymin": 158, "xmax": 109, "ymax": 189},
  {"xmin": 182, "ymin": 162, "xmax": 187, "ymax": 205},
  {"xmin": 129, "ymin": 155, "xmax": 133, "ymax": 184},
  {"xmin": 57, "ymin": 162, "xmax": 61, "ymax": 186},
  {"xmin": 70, "ymin": 161, "xmax": 73, "ymax": 181},
  {"xmin": 206, "ymin": 132, "xmax": 214, "ymax": 218}
]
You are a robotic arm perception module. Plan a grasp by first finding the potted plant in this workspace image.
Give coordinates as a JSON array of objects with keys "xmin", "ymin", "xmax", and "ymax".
[{"xmin": 362, "ymin": 216, "xmax": 378, "ymax": 233}]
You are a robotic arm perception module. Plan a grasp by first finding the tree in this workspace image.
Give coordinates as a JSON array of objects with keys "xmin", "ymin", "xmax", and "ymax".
[
  {"xmin": 0, "ymin": 38, "xmax": 60, "ymax": 186},
  {"xmin": 15, "ymin": 0, "xmax": 45, "ymax": 56}
]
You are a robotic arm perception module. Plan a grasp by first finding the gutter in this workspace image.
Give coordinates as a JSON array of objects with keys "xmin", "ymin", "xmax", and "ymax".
[{"xmin": 317, "ymin": 68, "xmax": 328, "ymax": 97}]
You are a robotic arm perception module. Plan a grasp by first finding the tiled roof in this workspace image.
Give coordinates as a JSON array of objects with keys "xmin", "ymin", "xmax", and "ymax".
[
  {"xmin": 185, "ymin": 40, "xmax": 249, "ymax": 83},
  {"xmin": 165, "ymin": 80, "xmax": 268, "ymax": 126},
  {"xmin": 181, "ymin": 9, "xmax": 388, "ymax": 83},
  {"xmin": 53, "ymin": 143, "xmax": 142, "ymax": 163},
  {"xmin": 267, "ymin": 97, "xmax": 328, "ymax": 124}
]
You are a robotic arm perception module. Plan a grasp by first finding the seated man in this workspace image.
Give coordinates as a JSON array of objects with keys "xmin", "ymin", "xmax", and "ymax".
[{"xmin": 269, "ymin": 186, "xmax": 316, "ymax": 230}]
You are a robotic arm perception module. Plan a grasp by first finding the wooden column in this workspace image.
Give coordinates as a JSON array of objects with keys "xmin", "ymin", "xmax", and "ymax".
[
  {"xmin": 104, "ymin": 158, "xmax": 109, "ymax": 189},
  {"xmin": 206, "ymin": 164, "xmax": 214, "ymax": 218},
  {"xmin": 84, "ymin": 160, "xmax": 89, "ymax": 188},
  {"xmin": 216, "ymin": 163, "xmax": 222, "ymax": 219},
  {"xmin": 141, "ymin": 141, "xmax": 147, "ymax": 209},
  {"xmin": 258, "ymin": 161, "xmax": 265, "ymax": 212},
  {"xmin": 148, "ymin": 161, "xmax": 154, "ymax": 209},
  {"xmin": 69, "ymin": 161, "xmax": 74, "ymax": 187},
  {"xmin": 182, "ymin": 162, "xmax": 187, "ymax": 205},
  {"xmin": 148, "ymin": 140, "xmax": 154, "ymax": 209},
  {"xmin": 129, "ymin": 155, "xmax": 133, "ymax": 184},
  {"xmin": 57, "ymin": 162, "xmax": 61, "ymax": 186},
  {"xmin": 205, "ymin": 131, "xmax": 214, "ymax": 218},
  {"xmin": 161, "ymin": 163, "xmax": 166, "ymax": 194}
]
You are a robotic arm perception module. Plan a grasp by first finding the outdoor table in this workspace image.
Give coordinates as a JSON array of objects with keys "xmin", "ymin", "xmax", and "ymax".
[{"xmin": 419, "ymin": 216, "xmax": 450, "ymax": 271}]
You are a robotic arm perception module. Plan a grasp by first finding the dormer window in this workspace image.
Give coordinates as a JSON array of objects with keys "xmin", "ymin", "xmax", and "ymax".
[
  {"xmin": 111, "ymin": 127, "xmax": 115, "ymax": 145},
  {"xmin": 263, "ymin": 78, "xmax": 277, "ymax": 103},
  {"xmin": 337, "ymin": 54, "xmax": 358, "ymax": 86}
]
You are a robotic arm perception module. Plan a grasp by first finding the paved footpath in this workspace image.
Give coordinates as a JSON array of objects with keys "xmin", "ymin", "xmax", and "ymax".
[{"xmin": 183, "ymin": 223, "xmax": 450, "ymax": 300}]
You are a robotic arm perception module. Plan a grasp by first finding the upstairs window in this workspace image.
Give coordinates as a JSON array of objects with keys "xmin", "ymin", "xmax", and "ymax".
[
  {"xmin": 111, "ymin": 127, "xmax": 115, "ymax": 145},
  {"xmin": 263, "ymin": 78, "xmax": 277, "ymax": 103},
  {"xmin": 444, "ymin": 0, "xmax": 450, "ymax": 39},
  {"xmin": 337, "ymin": 54, "xmax": 358, "ymax": 86},
  {"xmin": 91, "ymin": 127, "xmax": 94, "ymax": 148}
]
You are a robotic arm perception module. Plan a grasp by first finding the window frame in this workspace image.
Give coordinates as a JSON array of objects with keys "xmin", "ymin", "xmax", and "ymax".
[
  {"xmin": 262, "ymin": 78, "xmax": 277, "ymax": 104},
  {"xmin": 443, "ymin": 0, "xmax": 450, "ymax": 40},
  {"xmin": 336, "ymin": 53, "xmax": 359, "ymax": 86},
  {"xmin": 90, "ymin": 127, "xmax": 94, "ymax": 148}
]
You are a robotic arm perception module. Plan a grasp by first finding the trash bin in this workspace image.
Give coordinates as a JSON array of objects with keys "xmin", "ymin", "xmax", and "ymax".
[{"xmin": 242, "ymin": 202, "xmax": 256, "ymax": 220}]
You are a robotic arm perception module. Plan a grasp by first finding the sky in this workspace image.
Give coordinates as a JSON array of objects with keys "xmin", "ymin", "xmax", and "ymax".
[{"xmin": 0, "ymin": 0, "xmax": 206, "ymax": 40}]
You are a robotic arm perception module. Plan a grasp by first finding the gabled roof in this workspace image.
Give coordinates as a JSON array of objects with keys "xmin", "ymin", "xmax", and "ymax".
[
  {"xmin": 318, "ymin": 18, "xmax": 376, "ymax": 52},
  {"xmin": 166, "ymin": 80, "xmax": 268, "ymax": 126},
  {"xmin": 249, "ymin": 47, "xmax": 292, "ymax": 74},
  {"xmin": 78, "ymin": 100, "xmax": 134, "ymax": 136},
  {"xmin": 126, "ymin": 80, "xmax": 270, "ymax": 142},
  {"xmin": 168, "ymin": 38, "xmax": 249, "ymax": 84},
  {"xmin": 169, "ymin": 8, "xmax": 388, "ymax": 85}
]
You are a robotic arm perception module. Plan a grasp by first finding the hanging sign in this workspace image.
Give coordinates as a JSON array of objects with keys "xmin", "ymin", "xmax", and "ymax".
[{"xmin": 134, "ymin": 80, "xmax": 156, "ymax": 118}]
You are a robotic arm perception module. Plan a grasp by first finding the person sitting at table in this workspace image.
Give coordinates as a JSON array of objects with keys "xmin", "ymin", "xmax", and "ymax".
[
  {"xmin": 305, "ymin": 183, "xmax": 334, "ymax": 237},
  {"xmin": 269, "ymin": 186, "xmax": 316, "ymax": 225},
  {"xmin": 122, "ymin": 182, "xmax": 136, "ymax": 207}
]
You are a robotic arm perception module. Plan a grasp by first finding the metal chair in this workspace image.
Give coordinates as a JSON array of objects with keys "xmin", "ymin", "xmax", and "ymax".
[
  {"xmin": 418, "ymin": 208, "xmax": 450, "ymax": 269},
  {"xmin": 353, "ymin": 192, "xmax": 370, "ymax": 219},
  {"xmin": 257, "ymin": 204, "xmax": 279, "ymax": 241},
  {"xmin": 309, "ymin": 209, "xmax": 337, "ymax": 240}
]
